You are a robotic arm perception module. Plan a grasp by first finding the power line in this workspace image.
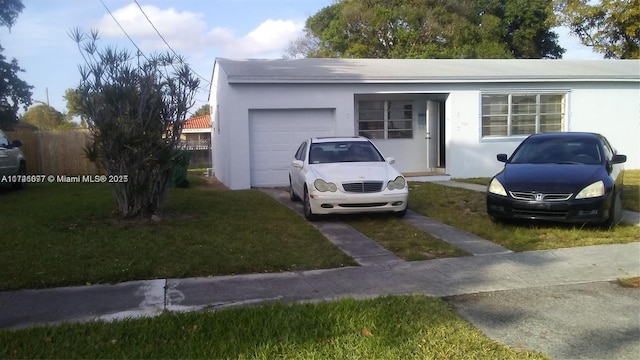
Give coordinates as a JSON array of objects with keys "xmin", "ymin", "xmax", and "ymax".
[
  {"xmin": 98, "ymin": 0, "xmax": 148, "ymax": 62},
  {"xmin": 133, "ymin": 0, "xmax": 211, "ymax": 85}
]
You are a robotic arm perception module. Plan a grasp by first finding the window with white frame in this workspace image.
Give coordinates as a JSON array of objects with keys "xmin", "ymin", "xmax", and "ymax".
[
  {"xmin": 481, "ymin": 93, "xmax": 565, "ymax": 137},
  {"xmin": 358, "ymin": 100, "xmax": 413, "ymax": 139}
]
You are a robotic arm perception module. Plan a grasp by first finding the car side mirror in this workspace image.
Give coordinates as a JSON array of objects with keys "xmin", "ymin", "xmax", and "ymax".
[
  {"xmin": 496, "ymin": 154, "xmax": 508, "ymax": 163},
  {"xmin": 611, "ymin": 154, "xmax": 626, "ymax": 164},
  {"xmin": 291, "ymin": 159, "xmax": 303, "ymax": 168},
  {"xmin": 386, "ymin": 157, "xmax": 395, "ymax": 164}
]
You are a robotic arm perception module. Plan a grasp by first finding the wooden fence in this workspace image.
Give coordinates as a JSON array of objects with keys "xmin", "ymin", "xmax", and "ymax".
[
  {"xmin": 6, "ymin": 129, "xmax": 213, "ymax": 175},
  {"xmin": 7, "ymin": 130, "xmax": 97, "ymax": 176}
]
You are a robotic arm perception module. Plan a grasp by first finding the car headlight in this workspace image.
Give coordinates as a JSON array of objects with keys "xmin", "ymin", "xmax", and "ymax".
[
  {"xmin": 387, "ymin": 176, "xmax": 406, "ymax": 190},
  {"xmin": 575, "ymin": 180, "xmax": 605, "ymax": 199},
  {"xmin": 314, "ymin": 179, "xmax": 337, "ymax": 192},
  {"xmin": 488, "ymin": 178, "xmax": 507, "ymax": 196}
]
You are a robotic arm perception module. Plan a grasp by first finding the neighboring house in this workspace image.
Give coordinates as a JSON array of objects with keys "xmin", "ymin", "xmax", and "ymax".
[
  {"xmin": 180, "ymin": 114, "xmax": 212, "ymax": 166},
  {"xmin": 209, "ymin": 58, "xmax": 640, "ymax": 190}
]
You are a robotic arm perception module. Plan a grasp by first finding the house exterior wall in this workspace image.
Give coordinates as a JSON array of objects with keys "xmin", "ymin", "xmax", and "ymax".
[
  {"xmin": 444, "ymin": 82, "xmax": 640, "ymax": 179},
  {"xmin": 211, "ymin": 65, "xmax": 639, "ymax": 190}
]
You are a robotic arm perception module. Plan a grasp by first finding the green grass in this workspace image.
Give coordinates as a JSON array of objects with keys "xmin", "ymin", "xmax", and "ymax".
[
  {"xmin": 0, "ymin": 179, "xmax": 355, "ymax": 291},
  {"xmin": 622, "ymin": 170, "xmax": 640, "ymax": 212},
  {"xmin": 0, "ymin": 295, "xmax": 547, "ymax": 359},
  {"xmin": 408, "ymin": 181, "xmax": 640, "ymax": 252},
  {"xmin": 343, "ymin": 214, "xmax": 470, "ymax": 260}
]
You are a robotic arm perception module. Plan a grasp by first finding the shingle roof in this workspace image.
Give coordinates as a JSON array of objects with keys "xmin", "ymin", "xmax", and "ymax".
[
  {"xmin": 184, "ymin": 114, "xmax": 211, "ymax": 130},
  {"xmin": 215, "ymin": 58, "xmax": 640, "ymax": 84}
]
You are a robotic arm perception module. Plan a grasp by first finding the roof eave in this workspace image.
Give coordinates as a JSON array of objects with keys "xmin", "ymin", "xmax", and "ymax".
[{"xmin": 227, "ymin": 76, "xmax": 640, "ymax": 84}]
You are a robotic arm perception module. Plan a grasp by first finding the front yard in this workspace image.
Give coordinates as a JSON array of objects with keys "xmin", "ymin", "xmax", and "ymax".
[
  {"xmin": 0, "ymin": 170, "xmax": 638, "ymax": 291},
  {"xmin": 1, "ymin": 170, "xmax": 637, "ymax": 359}
]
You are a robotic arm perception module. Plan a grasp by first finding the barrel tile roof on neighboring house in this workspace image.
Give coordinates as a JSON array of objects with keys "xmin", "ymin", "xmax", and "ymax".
[{"xmin": 184, "ymin": 115, "xmax": 211, "ymax": 130}]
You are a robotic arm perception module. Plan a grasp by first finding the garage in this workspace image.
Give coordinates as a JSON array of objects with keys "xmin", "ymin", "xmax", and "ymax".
[{"xmin": 249, "ymin": 108, "xmax": 336, "ymax": 187}]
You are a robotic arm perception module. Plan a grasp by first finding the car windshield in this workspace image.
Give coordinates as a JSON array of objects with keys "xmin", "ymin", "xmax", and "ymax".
[
  {"xmin": 510, "ymin": 137, "xmax": 603, "ymax": 165},
  {"xmin": 309, "ymin": 141, "xmax": 384, "ymax": 164}
]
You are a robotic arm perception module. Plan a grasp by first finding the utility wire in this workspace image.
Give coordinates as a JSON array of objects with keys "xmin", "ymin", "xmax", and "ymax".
[
  {"xmin": 98, "ymin": 0, "xmax": 149, "ymax": 62},
  {"xmin": 133, "ymin": 0, "xmax": 211, "ymax": 85}
]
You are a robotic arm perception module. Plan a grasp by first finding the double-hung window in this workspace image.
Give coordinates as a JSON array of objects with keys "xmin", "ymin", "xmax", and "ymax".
[
  {"xmin": 481, "ymin": 93, "xmax": 565, "ymax": 137},
  {"xmin": 357, "ymin": 100, "xmax": 413, "ymax": 139}
]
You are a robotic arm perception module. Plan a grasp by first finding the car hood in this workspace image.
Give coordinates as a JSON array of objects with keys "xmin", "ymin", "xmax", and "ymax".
[
  {"xmin": 310, "ymin": 162, "xmax": 400, "ymax": 183},
  {"xmin": 500, "ymin": 164, "xmax": 603, "ymax": 192}
]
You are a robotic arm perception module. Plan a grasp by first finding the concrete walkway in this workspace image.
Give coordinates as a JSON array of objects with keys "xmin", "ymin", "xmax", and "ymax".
[{"xmin": 1, "ymin": 181, "xmax": 639, "ymax": 359}]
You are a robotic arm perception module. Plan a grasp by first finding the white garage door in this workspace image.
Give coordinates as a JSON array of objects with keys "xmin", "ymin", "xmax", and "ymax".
[{"xmin": 249, "ymin": 109, "xmax": 336, "ymax": 187}]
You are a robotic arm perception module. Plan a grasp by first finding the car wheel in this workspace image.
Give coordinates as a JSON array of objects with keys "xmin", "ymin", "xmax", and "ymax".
[
  {"xmin": 11, "ymin": 162, "xmax": 26, "ymax": 190},
  {"xmin": 603, "ymin": 190, "xmax": 623, "ymax": 229},
  {"xmin": 289, "ymin": 178, "xmax": 300, "ymax": 202},
  {"xmin": 303, "ymin": 187, "xmax": 318, "ymax": 221},
  {"xmin": 395, "ymin": 203, "xmax": 407, "ymax": 218}
]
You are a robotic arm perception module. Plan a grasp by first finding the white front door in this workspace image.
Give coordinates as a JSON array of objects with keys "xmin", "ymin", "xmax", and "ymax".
[{"xmin": 426, "ymin": 100, "xmax": 440, "ymax": 171}]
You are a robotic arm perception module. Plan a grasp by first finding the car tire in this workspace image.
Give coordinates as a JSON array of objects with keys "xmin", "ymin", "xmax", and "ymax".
[
  {"xmin": 11, "ymin": 162, "xmax": 26, "ymax": 190},
  {"xmin": 303, "ymin": 187, "xmax": 318, "ymax": 221},
  {"xmin": 395, "ymin": 203, "xmax": 407, "ymax": 218},
  {"xmin": 289, "ymin": 178, "xmax": 300, "ymax": 202},
  {"xmin": 603, "ymin": 190, "xmax": 623, "ymax": 229}
]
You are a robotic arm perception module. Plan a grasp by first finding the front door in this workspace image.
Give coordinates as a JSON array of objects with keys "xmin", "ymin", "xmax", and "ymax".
[{"xmin": 425, "ymin": 100, "xmax": 441, "ymax": 171}]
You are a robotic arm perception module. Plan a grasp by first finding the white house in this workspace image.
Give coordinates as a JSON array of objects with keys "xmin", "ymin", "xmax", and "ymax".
[{"xmin": 209, "ymin": 58, "xmax": 640, "ymax": 190}]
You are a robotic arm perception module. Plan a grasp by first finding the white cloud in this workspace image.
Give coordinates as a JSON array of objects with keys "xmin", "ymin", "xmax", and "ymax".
[
  {"xmin": 96, "ymin": 4, "xmax": 304, "ymax": 58},
  {"xmin": 96, "ymin": 4, "xmax": 215, "ymax": 52},
  {"xmin": 224, "ymin": 19, "xmax": 304, "ymax": 57}
]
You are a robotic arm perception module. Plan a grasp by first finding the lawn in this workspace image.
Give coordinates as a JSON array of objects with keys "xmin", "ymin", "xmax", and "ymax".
[
  {"xmin": 409, "ymin": 169, "xmax": 640, "ymax": 252},
  {"xmin": 0, "ymin": 295, "xmax": 547, "ymax": 359},
  {"xmin": 1, "ymin": 171, "xmax": 636, "ymax": 359},
  {"xmin": 1, "ymin": 170, "xmax": 638, "ymax": 290},
  {"xmin": 0, "ymin": 177, "xmax": 355, "ymax": 291}
]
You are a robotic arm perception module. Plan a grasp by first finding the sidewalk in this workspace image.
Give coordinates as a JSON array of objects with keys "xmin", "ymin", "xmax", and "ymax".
[{"xmin": 1, "ymin": 181, "xmax": 639, "ymax": 358}]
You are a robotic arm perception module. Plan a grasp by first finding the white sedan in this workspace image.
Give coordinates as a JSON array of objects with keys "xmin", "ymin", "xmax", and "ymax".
[{"xmin": 289, "ymin": 137, "xmax": 408, "ymax": 221}]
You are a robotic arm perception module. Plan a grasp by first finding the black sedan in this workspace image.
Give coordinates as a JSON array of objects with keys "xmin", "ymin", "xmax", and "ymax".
[{"xmin": 486, "ymin": 132, "xmax": 627, "ymax": 228}]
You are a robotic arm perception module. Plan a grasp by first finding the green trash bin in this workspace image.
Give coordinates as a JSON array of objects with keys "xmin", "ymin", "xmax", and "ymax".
[{"xmin": 169, "ymin": 150, "xmax": 193, "ymax": 188}]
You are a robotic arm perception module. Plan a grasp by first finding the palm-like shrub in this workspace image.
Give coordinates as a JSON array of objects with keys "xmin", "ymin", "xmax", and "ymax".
[{"xmin": 71, "ymin": 29, "xmax": 200, "ymax": 219}]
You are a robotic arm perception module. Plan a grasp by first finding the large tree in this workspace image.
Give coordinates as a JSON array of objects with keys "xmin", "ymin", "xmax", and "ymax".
[
  {"xmin": 556, "ymin": 0, "xmax": 640, "ymax": 59},
  {"xmin": 193, "ymin": 104, "xmax": 210, "ymax": 116},
  {"xmin": 0, "ymin": 0, "xmax": 32, "ymax": 130},
  {"xmin": 71, "ymin": 29, "xmax": 200, "ymax": 219},
  {"xmin": 287, "ymin": 0, "xmax": 564, "ymax": 59},
  {"xmin": 19, "ymin": 103, "xmax": 77, "ymax": 130}
]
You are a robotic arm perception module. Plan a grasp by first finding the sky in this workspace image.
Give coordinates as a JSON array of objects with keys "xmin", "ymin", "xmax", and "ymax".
[{"xmin": 1, "ymin": 0, "xmax": 602, "ymax": 117}]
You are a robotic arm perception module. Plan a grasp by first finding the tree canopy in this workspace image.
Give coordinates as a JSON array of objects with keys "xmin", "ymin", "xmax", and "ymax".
[
  {"xmin": 0, "ymin": 0, "xmax": 32, "ymax": 130},
  {"xmin": 193, "ymin": 104, "xmax": 210, "ymax": 116},
  {"xmin": 288, "ymin": 0, "xmax": 564, "ymax": 59},
  {"xmin": 19, "ymin": 103, "xmax": 77, "ymax": 130},
  {"xmin": 556, "ymin": 0, "xmax": 640, "ymax": 59}
]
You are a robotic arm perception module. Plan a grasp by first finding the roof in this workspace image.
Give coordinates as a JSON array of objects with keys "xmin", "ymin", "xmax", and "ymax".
[
  {"xmin": 184, "ymin": 114, "xmax": 211, "ymax": 130},
  {"xmin": 312, "ymin": 136, "xmax": 369, "ymax": 143},
  {"xmin": 215, "ymin": 58, "xmax": 640, "ymax": 84}
]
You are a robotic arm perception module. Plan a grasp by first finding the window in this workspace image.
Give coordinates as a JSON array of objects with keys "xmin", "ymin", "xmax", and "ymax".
[
  {"xmin": 0, "ymin": 130, "xmax": 9, "ymax": 147},
  {"xmin": 358, "ymin": 100, "xmax": 413, "ymax": 139},
  {"xmin": 481, "ymin": 93, "xmax": 565, "ymax": 137},
  {"xmin": 294, "ymin": 141, "xmax": 307, "ymax": 161}
]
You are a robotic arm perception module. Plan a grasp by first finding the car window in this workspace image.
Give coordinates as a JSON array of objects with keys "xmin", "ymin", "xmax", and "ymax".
[
  {"xmin": 294, "ymin": 141, "xmax": 307, "ymax": 161},
  {"xmin": 511, "ymin": 137, "xmax": 602, "ymax": 164},
  {"xmin": 309, "ymin": 141, "xmax": 384, "ymax": 163},
  {"xmin": 0, "ymin": 130, "xmax": 9, "ymax": 147},
  {"xmin": 601, "ymin": 136, "xmax": 615, "ymax": 160}
]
